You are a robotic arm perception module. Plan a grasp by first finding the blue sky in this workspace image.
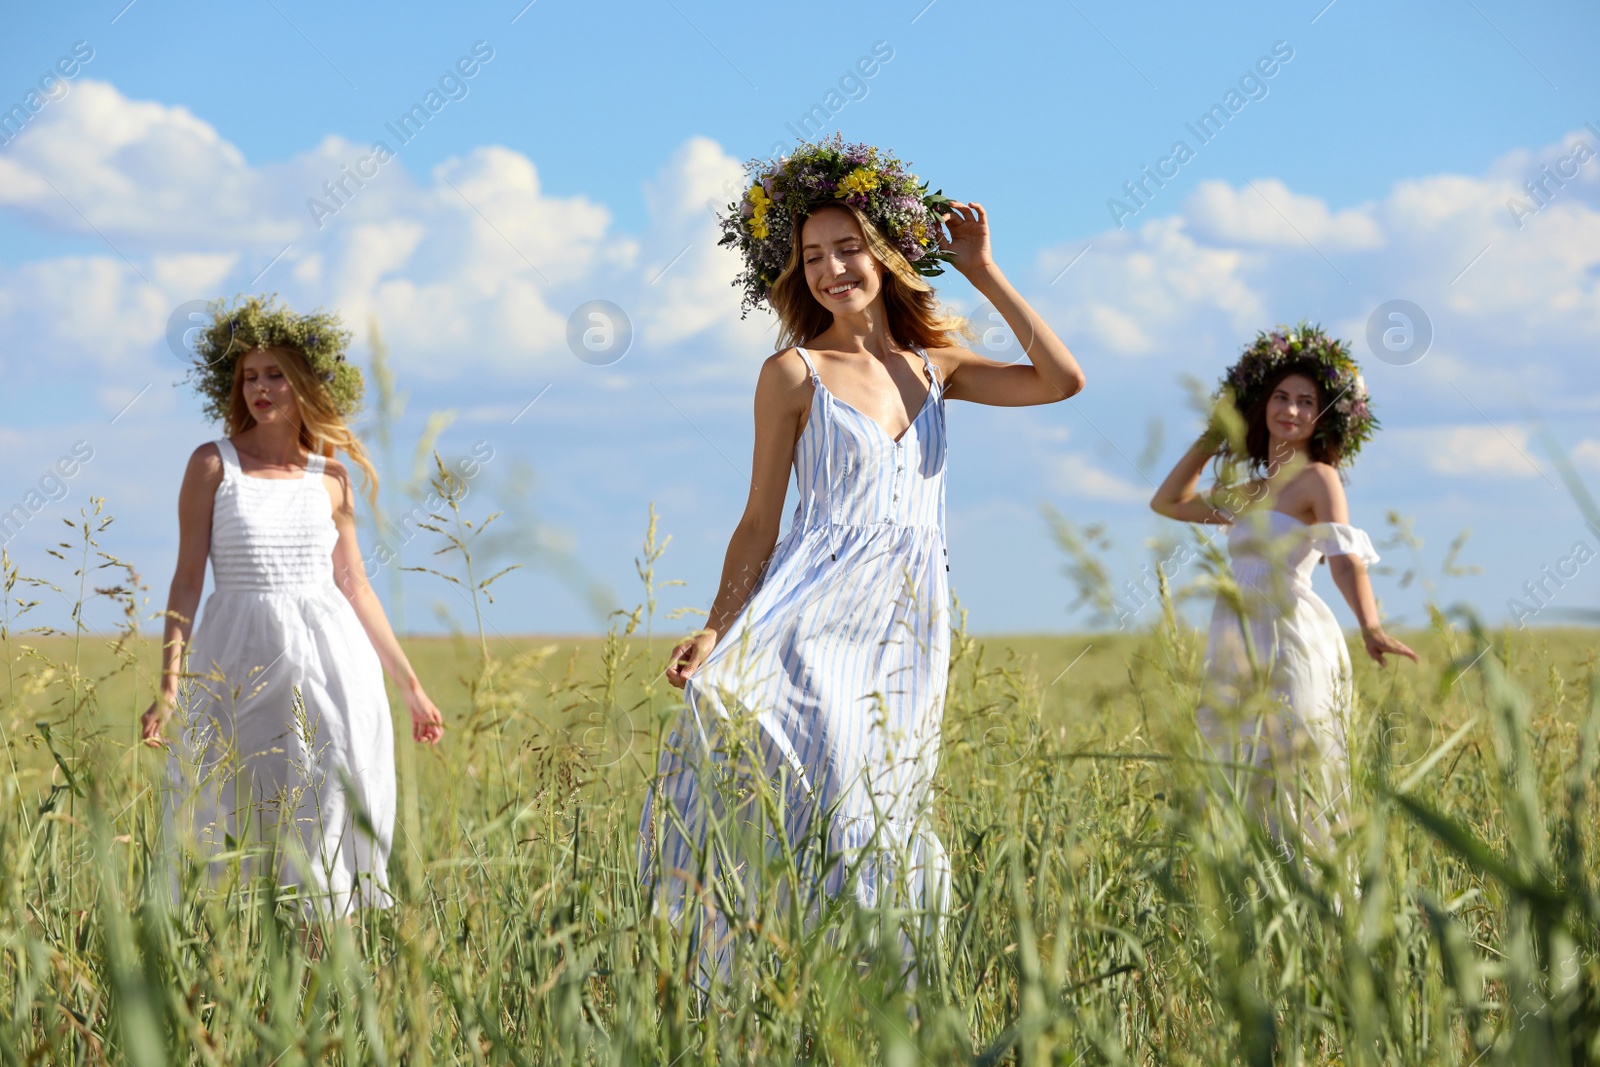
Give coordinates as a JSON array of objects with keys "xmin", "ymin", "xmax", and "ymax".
[{"xmin": 2, "ymin": 0, "xmax": 1598, "ymax": 638}]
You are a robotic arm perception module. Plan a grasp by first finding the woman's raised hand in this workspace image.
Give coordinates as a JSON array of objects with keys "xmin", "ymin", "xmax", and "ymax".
[
  {"xmin": 938, "ymin": 200, "xmax": 995, "ymax": 276},
  {"xmin": 666, "ymin": 630, "xmax": 718, "ymax": 689}
]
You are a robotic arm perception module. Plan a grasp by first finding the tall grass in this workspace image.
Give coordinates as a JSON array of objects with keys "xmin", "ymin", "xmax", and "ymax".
[{"xmin": 1, "ymin": 480, "xmax": 1597, "ymax": 1063}]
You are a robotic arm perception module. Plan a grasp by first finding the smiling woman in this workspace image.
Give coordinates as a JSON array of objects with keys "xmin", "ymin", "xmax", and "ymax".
[
  {"xmin": 641, "ymin": 138, "xmax": 1086, "ymax": 986},
  {"xmin": 1150, "ymin": 323, "xmax": 1417, "ymax": 856}
]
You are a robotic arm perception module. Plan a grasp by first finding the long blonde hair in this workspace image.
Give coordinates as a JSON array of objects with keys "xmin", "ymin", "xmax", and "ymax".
[
  {"xmin": 225, "ymin": 345, "xmax": 379, "ymax": 508},
  {"xmin": 767, "ymin": 202, "xmax": 973, "ymax": 351}
]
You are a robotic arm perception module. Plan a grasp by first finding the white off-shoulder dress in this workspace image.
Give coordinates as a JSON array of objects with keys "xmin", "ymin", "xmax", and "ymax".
[
  {"xmin": 165, "ymin": 438, "xmax": 396, "ymax": 916},
  {"xmin": 1198, "ymin": 508, "xmax": 1380, "ymax": 840}
]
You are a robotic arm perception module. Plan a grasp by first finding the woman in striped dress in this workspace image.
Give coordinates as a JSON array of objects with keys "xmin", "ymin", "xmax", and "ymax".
[{"xmin": 640, "ymin": 140, "xmax": 1085, "ymax": 977}]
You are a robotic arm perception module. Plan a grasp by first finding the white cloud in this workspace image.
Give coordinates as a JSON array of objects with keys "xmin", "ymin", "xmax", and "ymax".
[
  {"xmin": 1186, "ymin": 178, "xmax": 1384, "ymax": 250},
  {"xmin": 0, "ymin": 80, "xmax": 297, "ymax": 248},
  {"xmin": 1051, "ymin": 453, "xmax": 1148, "ymax": 503},
  {"xmin": 632, "ymin": 136, "xmax": 778, "ymax": 362},
  {"xmin": 0, "ymin": 80, "xmax": 770, "ymax": 391},
  {"xmin": 1039, "ymin": 218, "xmax": 1264, "ymax": 358},
  {"xmin": 1034, "ymin": 125, "xmax": 1600, "ymax": 413},
  {"xmin": 1392, "ymin": 424, "xmax": 1546, "ymax": 479}
]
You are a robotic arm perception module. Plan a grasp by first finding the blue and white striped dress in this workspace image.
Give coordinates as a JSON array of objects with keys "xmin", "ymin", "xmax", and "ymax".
[{"xmin": 641, "ymin": 344, "xmax": 951, "ymax": 967}]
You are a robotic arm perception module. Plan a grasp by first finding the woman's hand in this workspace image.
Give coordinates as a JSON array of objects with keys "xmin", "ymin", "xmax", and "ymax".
[
  {"xmin": 140, "ymin": 695, "xmax": 174, "ymax": 748},
  {"xmin": 938, "ymin": 201, "xmax": 995, "ymax": 277},
  {"xmin": 1361, "ymin": 625, "xmax": 1419, "ymax": 667},
  {"xmin": 666, "ymin": 630, "xmax": 718, "ymax": 690},
  {"xmin": 401, "ymin": 685, "xmax": 445, "ymax": 745}
]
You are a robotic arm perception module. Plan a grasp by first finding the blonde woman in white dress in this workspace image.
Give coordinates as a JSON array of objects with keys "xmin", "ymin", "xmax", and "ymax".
[
  {"xmin": 141, "ymin": 295, "xmax": 443, "ymax": 917},
  {"xmin": 1151, "ymin": 324, "xmax": 1416, "ymax": 843}
]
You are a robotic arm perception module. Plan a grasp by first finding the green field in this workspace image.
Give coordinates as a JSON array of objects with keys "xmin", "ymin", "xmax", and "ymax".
[{"xmin": 4, "ymin": 511, "xmax": 1600, "ymax": 1064}]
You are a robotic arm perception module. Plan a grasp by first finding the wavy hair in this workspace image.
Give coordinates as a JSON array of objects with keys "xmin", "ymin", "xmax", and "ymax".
[
  {"xmin": 1241, "ymin": 359, "xmax": 1344, "ymax": 472},
  {"xmin": 224, "ymin": 345, "xmax": 380, "ymax": 508},
  {"xmin": 766, "ymin": 202, "xmax": 972, "ymax": 352}
]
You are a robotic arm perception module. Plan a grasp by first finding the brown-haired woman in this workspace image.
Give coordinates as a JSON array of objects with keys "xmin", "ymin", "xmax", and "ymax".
[
  {"xmin": 1152, "ymin": 352, "xmax": 1416, "ymax": 847},
  {"xmin": 143, "ymin": 333, "xmax": 443, "ymax": 918},
  {"xmin": 641, "ymin": 198, "xmax": 1085, "ymax": 978}
]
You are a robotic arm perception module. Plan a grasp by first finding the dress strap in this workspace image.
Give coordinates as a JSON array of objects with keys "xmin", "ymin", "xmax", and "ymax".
[
  {"xmin": 304, "ymin": 450, "xmax": 327, "ymax": 478},
  {"xmin": 794, "ymin": 346, "xmax": 821, "ymax": 383},
  {"xmin": 915, "ymin": 346, "xmax": 943, "ymax": 392},
  {"xmin": 214, "ymin": 438, "xmax": 241, "ymax": 477}
]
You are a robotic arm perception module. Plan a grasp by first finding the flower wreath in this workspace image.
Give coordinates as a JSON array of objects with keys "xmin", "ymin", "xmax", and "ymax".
[
  {"xmin": 717, "ymin": 135, "xmax": 954, "ymax": 317},
  {"xmin": 186, "ymin": 293, "xmax": 363, "ymax": 423},
  {"xmin": 1214, "ymin": 321, "xmax": 1377, "ymax": 465}
]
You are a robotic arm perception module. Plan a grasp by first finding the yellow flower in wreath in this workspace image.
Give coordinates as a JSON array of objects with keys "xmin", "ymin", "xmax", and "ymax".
[
  {"xmin": 746, "ymin": 183, "xmax": 772, "ymax": 240},
  {"xmin": 836, "ymin": 167, "xmax": 881, "ymax": 198}
]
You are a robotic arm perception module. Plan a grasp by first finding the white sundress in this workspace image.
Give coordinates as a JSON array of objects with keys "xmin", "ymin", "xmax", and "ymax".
[
  {"xmin": 641, "ymin": 345, "xmax": 952, "ymax": 973},
  {"xmin": 1197, "ymin": 508, "xmax": 1381, "ymax": 842},
  {"xmin": 164, "ymin": 438, "xmax": 396, "ymax": 916}
]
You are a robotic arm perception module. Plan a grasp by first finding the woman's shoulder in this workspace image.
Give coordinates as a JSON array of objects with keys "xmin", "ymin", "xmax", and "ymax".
[
  {"xmin": 918, "ymin": 342, "xmax": 977, "ymax": 371},
  {"xmin": 1280, "ymin": 460, "xmax": 1345, "ymax": 514},
  {"xmin": 1290, "ymin": 460, "xmax": 1343, "ymax": 491},
  {"xmin": 186, "ymin": 440, "xmax": 226, "ymax": 475},
  {"xmin": 177, "ymin": 441, "xmax": 227, "ymax": 499},
  {"xmin": 760, "ymin": 347, "xmax": 816, "ymax": 386}
]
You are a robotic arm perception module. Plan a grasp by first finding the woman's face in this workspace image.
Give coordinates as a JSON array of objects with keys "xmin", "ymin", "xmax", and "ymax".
[
  {"xmin": 800, "ymin": 207, "xmax": 883, "ymax": 314},
  {"xmin": 1264, "ymin": 372, "xmax": 1320, "ymax": 449},
  {"xmin": 239, "ymin": 348, "xmax": 300, "ymax": 426}
]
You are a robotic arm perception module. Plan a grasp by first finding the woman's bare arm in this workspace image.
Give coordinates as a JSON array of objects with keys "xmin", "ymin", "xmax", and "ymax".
[
  {"xmin": 141, "ymin": 444, "xmax": 222, "ymax": 743},
  {"xmin": 1308, "ymin": 466, "xmax": 1418, "ymax": 665},
  {"xmin": 1151, "ymin": 438, "xmax": 1234, "ymax": 525},
  {"xmin": 936, "ymin": 202, "xmax": 1086, "ymax": 407},
  {"xmin": 326, "ymin": 460, "xmax": 444, "ymax": 743},
  {"xmin": 667, "ymin": 350, "xmax": 808, "ymax": 686}
]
